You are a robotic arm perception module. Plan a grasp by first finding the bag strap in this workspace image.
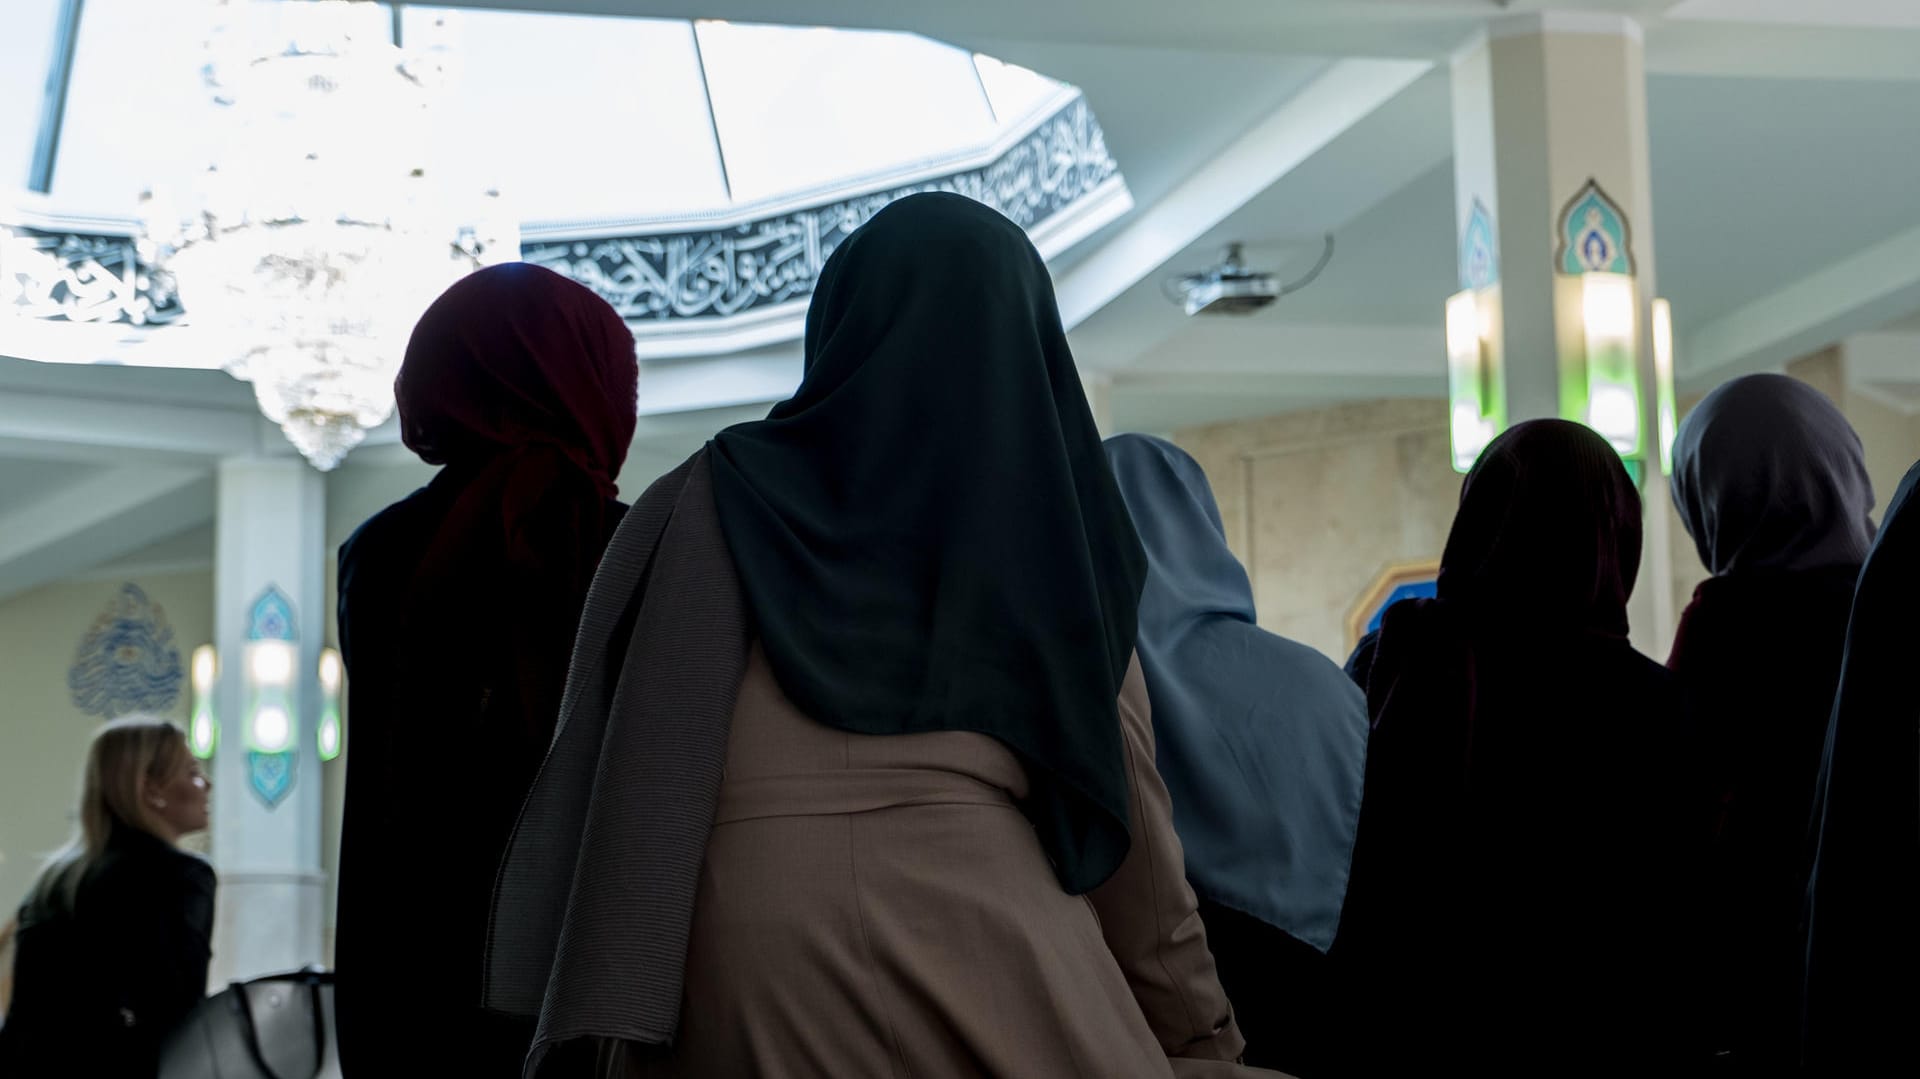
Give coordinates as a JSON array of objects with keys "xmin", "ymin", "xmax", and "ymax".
[{"xmin": 229, "ymin": 971, "xmax": 331, "ymax": 1079}]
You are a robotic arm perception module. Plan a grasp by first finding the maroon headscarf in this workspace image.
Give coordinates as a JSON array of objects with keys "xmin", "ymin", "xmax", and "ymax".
[
  {"xmin": 1438, "ymin": 418, "xmax": 1643, "ymax": 637},
  {"xmin": 394, "ymin": 262, "xmax": 638, "ymax": 741}
]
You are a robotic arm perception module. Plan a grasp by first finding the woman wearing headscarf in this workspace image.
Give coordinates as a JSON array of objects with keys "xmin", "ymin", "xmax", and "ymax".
[
  {"xmin": 1801, "ymin": 459, "xmax": 1919, "ymax": 1076},
  {"xmin": 334, "ymin": 263, "xmax": 637, "ymax": 1077},
  {"xmin": 485, "ymin": 194, "xmax": 1263, "ymax": 1078},
  {"xmin": 1103, "ymin": 433, "xmax": 1367, "ymax": 1077},
  {"xmin": 1329, "ymin": 420, "xmax": 1701, "ymax": 1076},
  {"xmin": 1665, "ymin": 373, "xmax": 1875, "ymax": 1075}
]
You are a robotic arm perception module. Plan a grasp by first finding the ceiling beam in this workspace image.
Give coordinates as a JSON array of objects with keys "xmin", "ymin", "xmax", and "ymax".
[
  {"xmin": 0, "ymin": 464, "xmax": 214, "ymax": 602},
  {"xmin": 0, "ymin": 384, "xmax": 264, "ymax": 463},
  {"xmin": 1053, "ymin": 59, "xmax": 1433, "ymax": 339},
  {"xmin": 1129, "ymin": 322, "xmax": 1442, "ymax": 379},
  {"xmin": 1647, "ymin": 20, "xmax": 1920, "ymax": 81},
  {"xmin": 1682, "ymin": 218, "xmax": 1920, "ymax": 389},
  {"xmin": 27, "ymin": 0, "xmax": 84, "ymax": 193},
  {"xmin": 437, "ymin": 1, "xmax": 1918, "ymax": 80},
  {"xmin": 435, "ymin": 0, "xmax": 1516, "ymax": 58},
  {"xmin": 1065, "ymin": 67, "xmax": 1448, "ymax": 375}
]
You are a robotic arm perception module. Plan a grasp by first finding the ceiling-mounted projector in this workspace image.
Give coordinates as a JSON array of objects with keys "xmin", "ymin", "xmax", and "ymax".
[{"xmin": 1165, "ymin": 236, "xmax": 1334, "ymax": 317}]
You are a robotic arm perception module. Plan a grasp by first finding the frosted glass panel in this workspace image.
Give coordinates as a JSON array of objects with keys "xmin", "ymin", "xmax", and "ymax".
[
  {"xmin": 405, "ymin": 7, "xmax": 727, "ymax": 220},
  {"xmin": 697, "ymin": 21, "xmax": 997, "ymax": 204},
  {"xmin": 974, "ymin": 54, "xmax": 1067, "ymax": 129},
  {"xmin": 0, "ymin": 0, "xmax": 62, "ymax": 191},
  {"xmin": 50, "ymin": 0, "xmax": 234, "ymax": 210}
]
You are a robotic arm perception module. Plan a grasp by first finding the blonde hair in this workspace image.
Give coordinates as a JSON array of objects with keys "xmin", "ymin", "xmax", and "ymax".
[{"xmin": 25, "ymin": 716, "xmax": 193, "ymax": 914}]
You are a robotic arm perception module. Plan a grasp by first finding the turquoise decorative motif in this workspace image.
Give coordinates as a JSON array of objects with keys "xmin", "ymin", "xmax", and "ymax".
[
  {"xmin": 248, "ymin": 750, "xmax": 294, "ymax": 808},
  {"xmin": 1557, "ymin": 179, "xmax": 1634, "ymax": 276},
  {"xmin": 247, "ymin": 586, "xmax": 296, "ymax": 642},
  {"xmin": 1460, "ymin": 199, "xmax": 1498, "ymax": 289},
  {"xmin": 68, "ymin": 584, "xmax": 183, "ymax": 719}
]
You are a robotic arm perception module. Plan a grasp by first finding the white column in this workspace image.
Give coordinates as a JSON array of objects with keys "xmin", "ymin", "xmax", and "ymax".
[
  {"xmin": 1451, "ymin": 12, "xmax": 1675, "ymax": 655},
  {"xmin": 209, "ymin": 457, "xmax": 327, "ymax": 983}
]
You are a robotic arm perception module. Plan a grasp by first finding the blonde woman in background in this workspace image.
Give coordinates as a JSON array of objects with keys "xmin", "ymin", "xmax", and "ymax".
[{"xmin": 0, "ymin": 717, "xmax": 214, "ymax": 1079}]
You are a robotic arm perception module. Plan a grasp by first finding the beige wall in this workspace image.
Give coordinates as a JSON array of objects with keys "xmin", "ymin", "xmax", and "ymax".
[
  {"xmin": 0, "ymin": 570, "xmax": 214, "ymax": 918},
  {"xmin": 1174, "ymin": 398, "xmax": 1461, "ymax": 663},
  {"xmin": 1173, "ymin": 359, "xmax": 1920, "ymax": 667}
]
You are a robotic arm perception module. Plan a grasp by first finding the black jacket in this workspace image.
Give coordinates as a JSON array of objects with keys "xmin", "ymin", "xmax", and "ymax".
[{"xmin": 0, "ymin": 826, "xmax": 214, "ymax": 1078}]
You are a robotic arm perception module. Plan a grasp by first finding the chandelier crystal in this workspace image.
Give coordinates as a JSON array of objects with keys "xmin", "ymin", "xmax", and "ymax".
[{"xmin": 147, "ymin": 0, "xmax": 514, "ymax": 470}]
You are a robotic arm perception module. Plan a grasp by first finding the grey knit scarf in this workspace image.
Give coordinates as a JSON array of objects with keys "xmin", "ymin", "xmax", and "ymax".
[{"xmin": 484, "ymin": 449, "xmax": 746, "ymax": 1075}]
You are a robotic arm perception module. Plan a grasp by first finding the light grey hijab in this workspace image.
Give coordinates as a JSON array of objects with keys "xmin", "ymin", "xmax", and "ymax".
[
  {"xmin": 1672, "ymin": 373, "xmax": 1875, "ymax": 576},
  {"xmin": 1103, "ymin": 434, "xmax": 1368, "ymax": 952}
]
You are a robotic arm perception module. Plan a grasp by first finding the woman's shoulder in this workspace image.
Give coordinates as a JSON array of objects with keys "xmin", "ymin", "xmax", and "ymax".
[
  {"xmin": 90, "ymin": 836, "xmax": 214, "ymax": 899},
  {"xmin": 339, "ymin": 485, "xmax": 441, "ymax": 572}
]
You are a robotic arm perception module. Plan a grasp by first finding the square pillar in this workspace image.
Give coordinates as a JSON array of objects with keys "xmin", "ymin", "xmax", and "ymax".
[{"xmin": 209, "ymin": 458, "xmax": 328, "ymax": 982}]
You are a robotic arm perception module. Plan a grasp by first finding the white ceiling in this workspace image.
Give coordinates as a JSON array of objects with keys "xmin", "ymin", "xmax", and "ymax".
[
  {"xmin": 5, "ymin": 0, "xmax": 1920, "ymax": 590},
  {"xmin": 0, "ymin": 457, "xmax": 100, "ymax": 509},
  {"xmin": 1669, "ymin": 0, "xmax": 1920, "ymax": 32}
]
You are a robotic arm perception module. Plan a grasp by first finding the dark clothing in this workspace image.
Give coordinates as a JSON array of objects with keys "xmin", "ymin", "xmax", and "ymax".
[
  {"xmin": 1335, "ymin": 608, "xmax": 1701, "ymax": 1075},
  {"xmin": 336, "ymin": 262, "xmax": 636, "ymax": 1077},
  {"xmin": 1802, "ymin": 460, "xmax": 1920, "ymax": 1075},
  {"xmin": 0, "ymin": 828, "xmax": 214, "ymax": 1079},
  {"xmin": 1196, "ymin": 897, "xmax": 1338, "ymax": 1078},
  {"xmin": 709, "ymin": 193, "xmax": 1147, "ymax": 896},
  {"xmin": 1666, "ymin": 371, "xmax": 1878, "ymax": 1076},
  {"xmin": 1667, "ymin": 568, "xmax": 1858, "ymax": 1074},
  {"xmin": 1342, "ymin": 630, "xmax": 1380, "ymax": 692},
  {"xmin": 1330, "ymin": 422, "xmax": 1701, "ymax": 1076},
  {"xmin": 335, "ymin": 482, "xmax": 624, "ymax": 1078}
]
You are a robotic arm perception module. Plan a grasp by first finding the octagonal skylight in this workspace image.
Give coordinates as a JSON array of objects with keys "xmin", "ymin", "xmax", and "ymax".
[{"xmin": 1, "ymin": 0, "xmax": 1129, "ymax": 369}]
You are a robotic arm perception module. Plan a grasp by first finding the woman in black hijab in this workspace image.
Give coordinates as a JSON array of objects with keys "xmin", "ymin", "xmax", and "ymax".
[
  {"xmin": 1801, "ymin": 459, "xmax": 1920, "ymax": 1076},
  {"xmin": 485, "ymin": 194, "xmax": 1260, "ymax": 1077},
  {"xmin": 1666, "ymin": 373, "xmax": 1875, "ymax": 1075},
  {"xmin": 1330, "ymin": 420, "xmax": 1701, "ymax": 1076}
]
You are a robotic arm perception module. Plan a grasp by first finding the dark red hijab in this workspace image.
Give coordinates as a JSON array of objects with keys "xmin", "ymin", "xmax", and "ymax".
[{"xmin": 394, "ymin": 262, "xmax": 637, "ymax": 739}]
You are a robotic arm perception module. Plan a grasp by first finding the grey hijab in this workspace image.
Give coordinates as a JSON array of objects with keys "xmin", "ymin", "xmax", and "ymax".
[
  {"xmin": 1103, "ymin": 434, "xmax": 1368, "ymax": 951},
  {"xmin": 1672, "ymin": 373, "xmax": 1875, "ymax": 576}
]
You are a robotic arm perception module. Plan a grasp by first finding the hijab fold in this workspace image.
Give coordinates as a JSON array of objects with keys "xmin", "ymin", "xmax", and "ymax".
[
  {"xmin": 1104, "ymin": 434, "xmax": 1367, "ymax": 951},
  {"xmin": 709, "ymin": 193, "xmax": 1148, "ymax": 894},
  {"xmin": 1671, "ymin": 373, "xmax": 1874, "ymax": 576}
]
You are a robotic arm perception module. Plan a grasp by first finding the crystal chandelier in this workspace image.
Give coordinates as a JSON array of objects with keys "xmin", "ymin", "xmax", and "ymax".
[{"xmin": 146, "ymin": 0, "xmax": 514, "ymax": 470}]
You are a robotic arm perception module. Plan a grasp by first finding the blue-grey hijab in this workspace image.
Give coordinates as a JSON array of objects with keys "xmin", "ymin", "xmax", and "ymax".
[
  {"xmin": 1672, "ymin": 373, "xmax": 1875, "ymax": 576},
  {"xmin": 1104, "ymin": 433, "xmax": 1368, "ymax": 951}
]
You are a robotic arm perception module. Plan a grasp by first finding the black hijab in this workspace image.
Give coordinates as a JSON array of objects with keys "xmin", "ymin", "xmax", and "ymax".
[
  {"xmin": 1802, "ymin": 460, "xmax": 1920, "ymax": 1074},
  {"xmin": 1438, "ymin": 418, "xmax": 1642, "ymax": 636},
  {"xmin": 709, "ymin": 193, "xmax": 1148, "ymax": 894},
  {"xmin": 1333, "ymin": 420, "xmax": 1696, "ymax": 1072}
]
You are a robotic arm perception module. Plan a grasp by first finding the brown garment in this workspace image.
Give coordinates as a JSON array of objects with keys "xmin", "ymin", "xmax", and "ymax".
[{"xmin": 621, "ymin": 645, "xmax": 1260, "ymax": 1079}]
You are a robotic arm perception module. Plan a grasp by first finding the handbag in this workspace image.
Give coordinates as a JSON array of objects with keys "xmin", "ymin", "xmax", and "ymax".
[{"xmin": 158, "ymin": 968, "xmax": 337, "ymax": 1079}]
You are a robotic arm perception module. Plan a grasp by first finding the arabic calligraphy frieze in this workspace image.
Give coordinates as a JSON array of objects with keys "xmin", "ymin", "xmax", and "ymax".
[
  {"xmin": 4, "ymin": 95, "xmax": 1119, "ymax": 333},
  {"xmin": 0, "ymin": 224, "xmax": 183, "ymax": 327},
  {"xmin": 522, "ymin": 95, "xmax": 1121, "ymax": 323}
]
